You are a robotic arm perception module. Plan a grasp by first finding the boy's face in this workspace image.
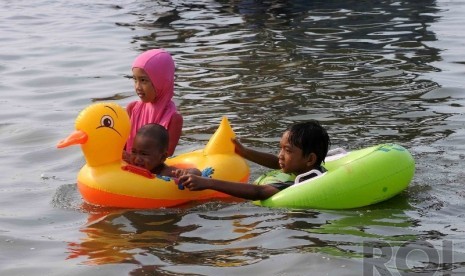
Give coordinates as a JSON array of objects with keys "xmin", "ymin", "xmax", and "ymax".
[
  {"xmin": 132, "ymin": 67, "xmax": 156, "ymax": 103},
  {"xmin": 130, "ymin": 135, "xmax": 167, "ymax": 172},
  {"xmin": 278, "ymin": 131, "xmax": 316, "ymax": 175}
]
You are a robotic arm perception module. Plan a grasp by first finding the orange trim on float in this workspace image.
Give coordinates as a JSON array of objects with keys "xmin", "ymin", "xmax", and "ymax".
[
  {"xmin": 78, "ymin": 181, "xmax": 185, "ymax": 208},
  {"xmin": 78, "ymin": 181, "xmax": 233, "ymax": 209}
]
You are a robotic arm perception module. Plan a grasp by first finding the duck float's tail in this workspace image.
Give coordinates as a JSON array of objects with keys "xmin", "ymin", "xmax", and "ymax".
[
  {"xmin": 167, "ymin": 117, "xmax": 250, "ymax": 183},
  {"xmin": 203, "ymin": 117, "xmax": 236, "ymax": 155}
]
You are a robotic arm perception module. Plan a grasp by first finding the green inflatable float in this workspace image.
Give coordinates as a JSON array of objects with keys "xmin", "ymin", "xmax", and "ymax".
[{"xmin": 253, "ymin": 143, "xmax": 415, "ymax": 209}]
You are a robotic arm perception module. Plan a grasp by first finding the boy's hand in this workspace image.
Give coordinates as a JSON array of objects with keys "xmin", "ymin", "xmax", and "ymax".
[
  {"xmin": 173, "ymin": 169, "xmax": 188, "ymax": 178},
  {"xmin": 232, "ymin": 138, "xmax": 247, "ymax": 157},
  {"xmin": 178, "ymin": 174, "xmax": 210, "ymax": 191},
  {"xmin": 173, "ymin": 168, "xmax": 201, "ymax": 178}
]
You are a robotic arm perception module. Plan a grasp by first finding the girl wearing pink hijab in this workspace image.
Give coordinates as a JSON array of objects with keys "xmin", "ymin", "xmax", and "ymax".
[{"xmin": 126, "ymin": 49, "xmax": 183, "ymax": 156}]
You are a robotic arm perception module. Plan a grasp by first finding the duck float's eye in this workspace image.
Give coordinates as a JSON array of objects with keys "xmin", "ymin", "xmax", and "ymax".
[
  {"xmin": 100, "ymin": 115, "xmax": 114, "ymax": 128},
  {"xmin": 96, "ymin": 112, "xmax": 121, "ymax": 136}
]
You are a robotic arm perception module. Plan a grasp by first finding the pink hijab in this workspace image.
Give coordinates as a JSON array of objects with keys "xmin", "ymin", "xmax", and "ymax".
[{"xmin": 126, "ymin": 49, "xmax": 178, "ymax": 153}]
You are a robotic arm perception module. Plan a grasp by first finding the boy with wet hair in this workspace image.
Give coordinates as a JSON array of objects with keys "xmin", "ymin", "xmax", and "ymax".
[
  {"xmin": 178, "ymin": 120, "xmax": 330, "ymax": 200},
  {"xmin": 129, "ymin": 123, "xmax": 200, "ymax": 177}
]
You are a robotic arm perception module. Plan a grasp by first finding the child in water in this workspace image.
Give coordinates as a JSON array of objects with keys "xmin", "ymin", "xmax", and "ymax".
[
  {"xmin": 129, "ymin": 123, "xmax": 200, "ymax": 177},
  {"xmin": 178, "ymin": 120, "xmax": 330, "ymax": 200},
  {"xmin": 126, "ymin": 49, "xmax": 182, "ymax": 157}
]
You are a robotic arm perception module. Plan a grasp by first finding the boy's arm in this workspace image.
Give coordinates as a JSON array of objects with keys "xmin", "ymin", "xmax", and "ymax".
[
  {"xmin": 232, "ymin": 138, "xmax": 280, "ymax": 169},
  {"xmin": 179, "ymin": 174, "xmax": 280, "ymax": 200}
]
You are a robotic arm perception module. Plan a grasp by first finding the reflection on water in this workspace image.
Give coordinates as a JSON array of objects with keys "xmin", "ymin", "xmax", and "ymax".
[
  {"xmin": 67, "ymin": 198, "xmax": 419, "ymax": 272},
  {"xmin": 67, "ymin": 209, "xmax": 190, "ymax": 266},
  {"xmin": 66, "ymin": 194, "xmax": 462, "ymax": 274},
  {"xmin": 2, "ymin": 0, "xmax": 465, "ymax": 275}
]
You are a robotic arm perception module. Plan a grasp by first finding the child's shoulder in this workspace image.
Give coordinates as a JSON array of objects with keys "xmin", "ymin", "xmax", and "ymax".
[
  {"xmin": 127, "ymin": 101, "xmax": 138, "ymax": 113},
  {"xmin": 253, "ymin": 170, "xmax": 296, "ymax": 185}
]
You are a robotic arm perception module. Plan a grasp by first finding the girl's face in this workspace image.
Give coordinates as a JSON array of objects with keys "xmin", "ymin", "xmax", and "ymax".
[
  {"xmin": 277, "ymin": 131, "xmax": 316, "ymax": 175},
  {"xmin": 130, "ymin": 135, "xmax": 167, "ymax": 172},
  {"xmin": 132, "ymin": 67, "xmax": 156, "ymax": 103}
]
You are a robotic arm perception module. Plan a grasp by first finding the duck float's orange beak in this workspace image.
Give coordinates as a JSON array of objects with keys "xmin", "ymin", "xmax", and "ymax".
[{"xmin": 57, "ymin": 130, "xmax": 88, "ymax": 148}]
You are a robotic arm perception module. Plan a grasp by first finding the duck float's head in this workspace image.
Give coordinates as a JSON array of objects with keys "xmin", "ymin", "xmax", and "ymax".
[{"xmin": 57, "ymin": 103, "xmax": 130, "ymax": 167}]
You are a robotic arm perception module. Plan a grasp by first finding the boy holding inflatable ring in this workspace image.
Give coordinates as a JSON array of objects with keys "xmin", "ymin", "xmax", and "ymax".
[{"xmin": 178, "ymin": 120, "xmax": 330, "ymax": 200}]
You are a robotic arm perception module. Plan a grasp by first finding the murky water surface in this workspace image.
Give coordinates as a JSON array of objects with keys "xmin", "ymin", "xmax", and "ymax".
[{"xmin": 1, "ymin": 0, "xmax": 465, "ymax": 275}]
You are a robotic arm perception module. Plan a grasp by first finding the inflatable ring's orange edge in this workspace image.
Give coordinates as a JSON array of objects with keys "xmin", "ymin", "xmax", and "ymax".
[
  {"xmin": 77, "ymin": 177, "xmax": 249, "ymax": 208},
  {"xmin": 78, "ymin": 181, "xmax": 187, "ymax": 208}
]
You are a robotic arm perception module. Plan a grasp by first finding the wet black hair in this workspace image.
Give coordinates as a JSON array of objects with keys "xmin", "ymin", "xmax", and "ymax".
[
  {"xmin": 136, "ymin": 123, "xmax": 169, "ymax": 151},
  {"xmin": 285, "ymin": 120, "xmax": 330, "ymax": 165}
]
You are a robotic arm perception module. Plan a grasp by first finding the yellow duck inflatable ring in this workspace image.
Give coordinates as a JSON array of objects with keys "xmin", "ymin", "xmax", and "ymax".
[{"xmin": 57, "ymin": 102, "xmax": 250, "ymax": 208}]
